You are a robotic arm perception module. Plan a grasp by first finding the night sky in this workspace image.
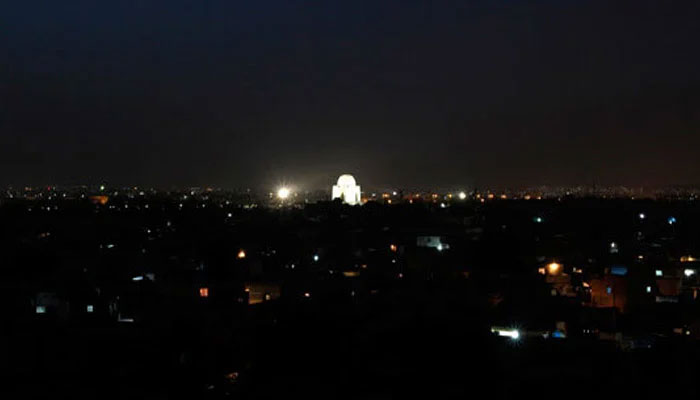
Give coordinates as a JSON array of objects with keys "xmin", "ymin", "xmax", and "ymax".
[{"xmin": 3, "ymin": 1, "xmax": 700, "ymax": 190}]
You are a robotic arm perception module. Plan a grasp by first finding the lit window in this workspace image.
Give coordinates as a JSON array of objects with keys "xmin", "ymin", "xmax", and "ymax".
[
  {"xmin": 199, "ymin": 287, "xmax": 209, "ymax": 298},
  {"xmin": 606, "ymin": 287, "xmax": 612, "ymax": 295},
  {"xmin": 684, "ymin": 269, "xmax": 696, "ymax": 277},
  {"xmin": 87, "ymin": 305, "xmax": 94, "ymax": 313},
  {"xmin": 36, "ymin": 306, "xmax": 46, "ymax": 314},
  {"xmin": 655, "ymin": 270, "xmax": 663, "ymax": 277},
  {"xmin": 646, "ymin": 286, "xmax": 652, "ymax": 293}
]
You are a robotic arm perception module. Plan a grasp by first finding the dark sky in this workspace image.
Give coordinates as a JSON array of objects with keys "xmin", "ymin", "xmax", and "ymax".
[{"xmin": 3, "ymin": 0, "xmax": 700, "ymax": 190}]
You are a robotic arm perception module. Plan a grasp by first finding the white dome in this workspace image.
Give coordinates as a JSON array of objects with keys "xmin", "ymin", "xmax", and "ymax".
[{"xmin": 337, "ymin": 174, "xmax": 357, "ymax": 187}]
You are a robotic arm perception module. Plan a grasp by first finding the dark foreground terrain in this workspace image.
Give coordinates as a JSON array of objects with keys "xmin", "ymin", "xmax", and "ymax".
[{"xmin": 2, "ymin": 193, "xmax": 700, "ymax": 398}]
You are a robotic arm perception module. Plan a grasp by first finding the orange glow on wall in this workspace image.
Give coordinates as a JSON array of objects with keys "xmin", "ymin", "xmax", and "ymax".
[{"xmin": 90, "ymin": 195, "xmax": 109, "ymax": 205}]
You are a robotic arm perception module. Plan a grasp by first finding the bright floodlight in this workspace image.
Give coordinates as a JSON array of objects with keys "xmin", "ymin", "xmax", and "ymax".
[
  {"xmin": 277, "ymin": 187, "xmax": 291, "ymax": 200},
  {"xmin": 492, "ymin": 327, "xmax": 520, "ymax": 340},
  {"xmin": 458, "ymin": 192, "xmax": 467, "ymax": 200}
]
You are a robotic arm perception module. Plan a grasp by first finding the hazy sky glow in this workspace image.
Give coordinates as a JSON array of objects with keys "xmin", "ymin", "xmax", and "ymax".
[{"xmin": 3, "ymin": 1, "xmax": 700, "ymax": 189}]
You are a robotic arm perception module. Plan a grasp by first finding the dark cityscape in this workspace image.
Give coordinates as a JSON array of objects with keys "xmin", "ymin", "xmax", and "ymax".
[{"xmin": 3, "ymin": 1, "xmax": 700, "ymax": 399}]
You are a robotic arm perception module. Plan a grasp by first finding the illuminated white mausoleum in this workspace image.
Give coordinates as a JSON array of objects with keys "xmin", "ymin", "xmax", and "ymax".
[{"xmin": 332, "ymin": 174, "xmax": 362, "ymax": 205}]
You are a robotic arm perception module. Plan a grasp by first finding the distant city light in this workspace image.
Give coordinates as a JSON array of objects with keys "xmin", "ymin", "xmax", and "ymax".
[
  {"xmin": 681, "ymin": 256, "xmax": 697, "ymax": 263},
  {"xmin": 237, "ymin": 250, "xmax": 246, "ymax": 259},
  {"xmin": 458, "ymin": 192, "xmax": 467, "ymax": 200},
  {"xmin": 546, "ymin": 262, "xmax": 562, "ymax": 275},
  {"xmin": 684, "ymin": 269, "xmax": 696, "ymax": 277},
  {"xmin": 534, "ymin": 217, "xmax": 543, "ymax": 223},
  {"xmin": 668, "ymin": 217, "xmax": 677, "ymax": 225},
  {"xmin": 390, "ymin": 244, "xmax": 398, "ymax": 252},
  {"xmin": 313, "ymin": 254, "xmax": 319, "ymax": 262},
  {"xmin": 491, "ymin": 327, "xmax": 520, "ymax": 340},
  {"xmin": 303, "ymin": 292, "xmax": 311, "ymax": 298},
  {"xmin": 655, "ymin": 270, "xmax": 663, "ymax": 277},
  {"xmin": 646, "ymin": 286, "xmax": 652, "ymax": 293},
  {"xmin": 35, "ymin": 306, "xmax": 46, "ymax": 314},
  {"xmin": 437, "ymin": 244, "xmax": 444, "ymax": 252},
  {"xmin": 117, "ymin": 315, "xmax": 134, "ymax": 323},
  {"xmin": 639, "ymin": 213, "xmax": 646, "ymax": 220},
  {"xmin": 277, "ymin": 187, "xmax": 291, "ymax": 200},
  {"xmin": 87, "ymin": 305, "xmax": 94, "ymax": 313},
  {"xmin": 199, "ymin": 287, "xmax": 209, "ymax": 298},
  {"xmin": 132, "ymin": 276, "xmax": 143, "ymax": 281}
]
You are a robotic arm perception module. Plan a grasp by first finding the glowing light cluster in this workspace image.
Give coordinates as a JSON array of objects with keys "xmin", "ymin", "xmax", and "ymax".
[{"xmin": 277, "ymin": 187, "xmax": 291, "ymax": 200}]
